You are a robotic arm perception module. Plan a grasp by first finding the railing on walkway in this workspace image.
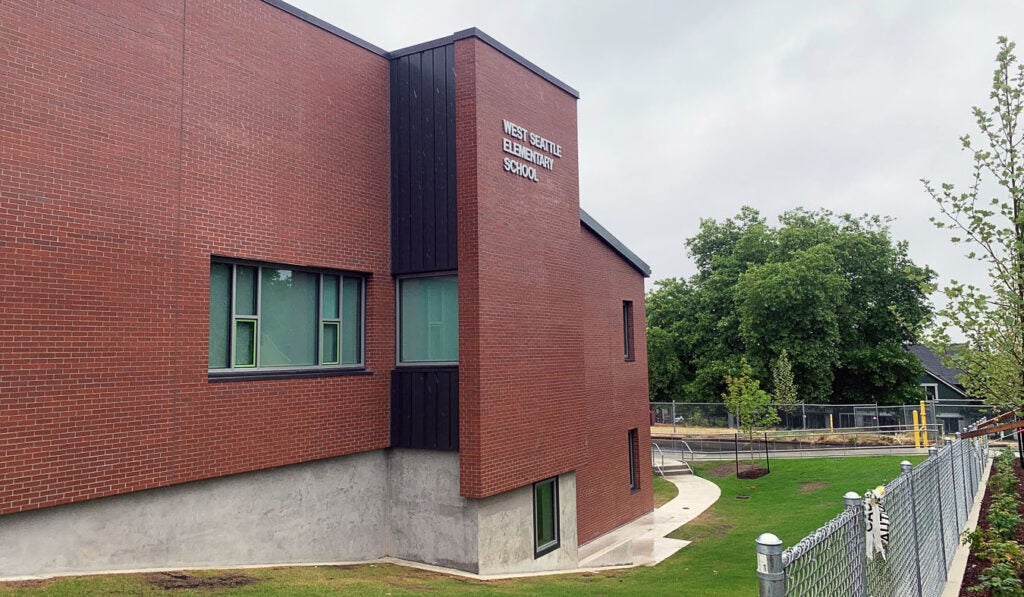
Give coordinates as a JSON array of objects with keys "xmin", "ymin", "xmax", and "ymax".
[{"xmin": 755, "ymin": 432, "xmax": 989, "ymax": 597}]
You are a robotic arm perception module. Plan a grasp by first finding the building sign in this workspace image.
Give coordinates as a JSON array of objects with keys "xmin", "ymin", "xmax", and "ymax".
[{"xmin": 501, "ymin": 119, "xmax": 562, "ymax": 183}]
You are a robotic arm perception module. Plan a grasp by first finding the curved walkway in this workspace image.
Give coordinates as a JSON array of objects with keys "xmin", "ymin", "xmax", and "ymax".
[{"xmin": 577, "ymin": 473, "xmax": 721, "ymax": 568}]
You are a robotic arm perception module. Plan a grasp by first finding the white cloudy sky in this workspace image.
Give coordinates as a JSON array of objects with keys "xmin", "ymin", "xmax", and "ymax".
[{"xmin": 290, "ymin": 0, "xmax": 1021, "ymax": 299}]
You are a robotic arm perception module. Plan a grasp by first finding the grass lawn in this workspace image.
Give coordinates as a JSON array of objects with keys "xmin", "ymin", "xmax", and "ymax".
[
  {"xmin": 0, "ymin": 456, "xmax": 922, "ymax": 597},
  {"xmin": 653, "ymin": 473, "xmax": 679, "ymax": 507}
]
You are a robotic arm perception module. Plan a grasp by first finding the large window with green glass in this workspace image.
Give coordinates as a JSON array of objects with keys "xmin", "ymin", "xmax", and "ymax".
[
  {"xmin": 533, "ymin": 477, "xmax": 560, "ymax": 557},
  {"xmin": 209, "ymin": 261, "xmax": 363, "ymax": 371},
  {"xmin": 398, "ymin": 275, "xmax": 458, "ymax": 364}
]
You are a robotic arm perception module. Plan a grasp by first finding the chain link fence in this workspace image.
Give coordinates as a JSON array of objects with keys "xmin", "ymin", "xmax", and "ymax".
[
  {"xmin": 756, "ymin": 434, "xmax": 990, "ymax": 597},
  {"xmin": 652, "ymin": 401, "xmax": 996, "ymax": 436}
]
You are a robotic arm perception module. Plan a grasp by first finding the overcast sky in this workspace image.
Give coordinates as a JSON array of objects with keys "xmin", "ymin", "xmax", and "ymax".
[{"xmin": 290, "ymin": 0, "xmax": 1022, "ymax": 301}]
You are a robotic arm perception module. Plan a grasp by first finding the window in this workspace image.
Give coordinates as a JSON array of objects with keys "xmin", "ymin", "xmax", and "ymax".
[
  {"xmin": 209, "ymin": 260, "xmax": 363, "ymax": 371},
  {"xmin": 921, "ymin": 383, "xmax": 939, "ymax": 401},
  {"xmin": 623, "ymin": 300, "xmax": 635, "ymax": 361},
  {"xmin": 398, "ymin": 275, "xmax": 458, "ymax": 364},
  {"xmin": 628, "ymin": 428, "xmax": 640, "ymax": 492},
  {"xmin": 533, "ymin": 477, "xmax": 560, "ymax": 557}
]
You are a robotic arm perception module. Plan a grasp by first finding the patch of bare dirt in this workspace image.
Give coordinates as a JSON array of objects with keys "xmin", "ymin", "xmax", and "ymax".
[
  {"xmin": 799, "ymin": 481, "xmax": 828, "ymax": 493},
  {"xmin": 737, "ymin": 466, "xmax": 769, "ymax": 479},
  {"xmin": 147, "ymin": 571, "xmax": 260, "ymax": 590},
  {"xmin": 0, "ymin": 579, "xmax": 55, "ymax": 589}
]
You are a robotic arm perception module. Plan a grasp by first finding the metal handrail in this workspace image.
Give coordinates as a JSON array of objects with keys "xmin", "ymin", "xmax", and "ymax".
[{"xmin": 651, "ymin": 442, "xmax": 665, "ymax": 476}]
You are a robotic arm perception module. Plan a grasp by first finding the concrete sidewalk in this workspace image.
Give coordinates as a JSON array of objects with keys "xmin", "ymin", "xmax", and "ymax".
[
  {"xmin": 577, "ymin": 474, "xmax": 721, "ymax": 568},
  {"xmin": 941, "ymin": 453, "xmax": 994, "ymax": 597},
  {"xmin": 396, "ymin": 473, "xmax": 722, "ymax": 581}
]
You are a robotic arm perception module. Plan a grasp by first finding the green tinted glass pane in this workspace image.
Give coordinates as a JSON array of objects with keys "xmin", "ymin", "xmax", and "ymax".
[
  {"xmin": 535, "ymin": 480, "xmax": 556, "ymax": 548},
  {"xmin": 234, "ymin": 320, "xmax": 256, "ymax": 367},
  {"xmin": 400, "ymin": 276, "xmax": 457, "ymax": 362},
  {"xmin": 209, "ymin": 263, "xmax": 231, "ymax": 368},
  {"xmin": 235, "ymin": 266, "xmax": 257, "ymax": 316},
  {"xmin": 322, "ymin": 322, "xmax": 340, "ymax": 364},
  {"xmin": 322, "ymin": 275, "xmax": 339, "ymax": 319},
  {"xmin": 260, "ymin": 269, "xmax": 317, "ymax": 366},
  {"xmin": 342, "ymin": 277, "xmax": 361, "ymax": 364}
]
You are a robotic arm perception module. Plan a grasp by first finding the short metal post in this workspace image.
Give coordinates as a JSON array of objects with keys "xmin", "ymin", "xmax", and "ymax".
[
  {"xmin": 843, "ymin": 491, "xmax": 867, "ymax": 597},
  {"xmin": 901, "ymin": 460, "xmax": 923, "ymax": 597},
  {"xmin": 735, "ymin": 433, "xmax": 740, "ymax": 477},
  {"xmin": 764, "ymin": 431, "xmax": 770, "ymax": 473},
  {"xmin": 756, "ymin": 533, "xmax": 785, "ymax": 597}
]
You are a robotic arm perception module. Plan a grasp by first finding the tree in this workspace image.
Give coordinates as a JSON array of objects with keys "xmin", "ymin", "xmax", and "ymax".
[
  {"xmin": 771, "ymin": 350, "xmax": 798, "ymax": 412},
  {"xmin": 646, "ymin": 207, "xmax": 934, "ymax": 404},
  {"xmin": 925, "ymin": 37, "xmax": 1024, "ymax": 408},
  {"xmin": 722, "ymin": 359, "xmax": 779, "ymax": 463}
]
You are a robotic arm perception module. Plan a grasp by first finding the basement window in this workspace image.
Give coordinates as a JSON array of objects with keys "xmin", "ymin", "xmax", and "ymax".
[
  {"xmin": 534, "ymin": 477, "xmax": 560, "ymax": 557},
  {"xmin": 629, "ymin": 428, "xmax": 640, "ymax": 492}
]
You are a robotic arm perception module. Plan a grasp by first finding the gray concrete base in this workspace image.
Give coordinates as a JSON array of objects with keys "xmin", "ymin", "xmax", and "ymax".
[
  {"xmin": 0, "ymin": 451, "xmax": 389, "ymax": 579},
  {"xmin": 0, "ymin": 449, "xmax": 583, "ymax": 580}
]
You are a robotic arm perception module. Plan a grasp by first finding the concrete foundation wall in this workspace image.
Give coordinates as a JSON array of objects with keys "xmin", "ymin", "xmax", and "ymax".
[
  {"xmin": 386, "ymin": 450, "xmax": 479, "ymax": 572},
  {"xmin": 477, "ymin": 473, "xmax": 579, "ymax": 575},
  {"xmin": 0, "ymin": 451, "xmax": 388, "ymax": 579},
  {"xmin": 0, "ymin": 449, "xmax": 584, "ymax": 580}
]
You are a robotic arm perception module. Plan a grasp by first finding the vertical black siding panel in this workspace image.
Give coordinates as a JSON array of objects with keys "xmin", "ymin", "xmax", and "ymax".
[
  {"xmin": 436, "ymin": 371, "xmax": 451, "ymax": 450},
  {"xmin": 421, "ymin": 48, "xmax": 436, "ymax": 271},
  {"xmin": 445, "ymin": 43, "xmax": 457, "ymax": 270},
  {"xmin": 400, "ymin": 370, "xmax": 413, "ymax": 446},
  {"xmin": 389, "ymin": 371, "xmax": 399, "ymax": 445},
  {"xmin": 408, "ymin": 53, "xmax": 424, "ymax": 272},
  {"xmin": 390, "ymin": 60, "xmax": 400, "ymax": 272},
  {"xmin": 425, "ymin": 371, "xmax": 438, "ymax": 449},
  {"xmin": 395, "ymin": 56, "xmax": 412, "ymax": 274},
  {"xmin": 433, "ymin": 47, "xmax": 448, "ymax": 268}
]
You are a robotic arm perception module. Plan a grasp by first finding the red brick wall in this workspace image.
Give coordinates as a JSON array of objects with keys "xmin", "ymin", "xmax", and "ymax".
[
  {"xmin": 576, "ymin": 228, "xmax": 653, "ymax": 544},
  {"xmin": 456, "ymin": 38, "xmax": 587, "ymax": 499},
  {"xmin": 0, "ymin": 0, "xmax": 391, "ymax": 514}
]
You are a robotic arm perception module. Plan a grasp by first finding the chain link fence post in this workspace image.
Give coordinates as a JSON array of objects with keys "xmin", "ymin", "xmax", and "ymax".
[
  {"xmin": 844, "ymin": 491, "xmax": 867, "ymax": 597},
  {"xmin": 756, "ymin": 533, "xmax": 785, "ymax": 597}
]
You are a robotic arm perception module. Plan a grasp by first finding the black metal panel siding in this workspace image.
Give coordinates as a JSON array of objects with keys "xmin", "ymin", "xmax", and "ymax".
[
  {"xmin": 390, "ymin": 44, "xmax": 457, "ymax": 275},
  {"xmin": 390, "ymin": 367, "xmax": 459, "ymax": 450}
]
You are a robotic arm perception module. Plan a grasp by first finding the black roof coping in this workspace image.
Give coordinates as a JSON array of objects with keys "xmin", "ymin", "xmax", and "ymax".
[
  {"xmin": 580, "ymin": 209, "xmax": 651, "ymax": 277},
  {"xmin": 262, "ymin": 2, "xmax": 580, "ymax": 99},
  {"xmin": 391, "ymin": 28, "xmax": 580, "ymax": 99},
  {"xmin": 907, "ymin": 344, "xmax": 968, "ymax": 397}
]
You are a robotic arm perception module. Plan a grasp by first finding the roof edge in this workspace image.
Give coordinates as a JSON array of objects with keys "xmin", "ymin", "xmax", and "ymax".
[
  {"xmin": 390, "ymin": 28, "xmax": 579, "ymax": 99},
  {"xmin": 580, "ymin": 209, "xmax": 651, "ymax": 277},
  {"xmin": 261, "ymin": 0, "xmax": 388, "ymax": 56}
]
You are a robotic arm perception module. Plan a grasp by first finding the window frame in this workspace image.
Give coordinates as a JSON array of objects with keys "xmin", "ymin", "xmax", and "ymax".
[
  {"xmin": 208, "ymin": 257, "xmax": 366, "ymax": 377},
  {"xmin": 628, "ymin": 428, "xmax": 640, "ymax": 493},
  {"xmin": 395, "ymin": 272, "xmax": 459, "ymax": 367},
  {"xmin": 921, "ymin": 383, "xmax": 939, "ymax": 401},
  {"xmin": 623, "ymin": 300, "xmax": 635, "ymax": 362},
  {"xmin": 533, "ymin": 476, "xmax": 560, "ymax": 558}
]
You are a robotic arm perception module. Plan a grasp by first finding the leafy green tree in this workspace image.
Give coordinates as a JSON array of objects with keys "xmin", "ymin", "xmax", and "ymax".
[
  {"xmin": 647, "ymin": 207, "xmax": 934, "ymax": 404},
  {"xmin": 722, "ymin": 359, "xmax": 779, "ymax": 463},
  {"xmin": 771, "ymin": 350, "xmax": 797, "ymax": 411},
  {"xmin": 925, "ymin": 37, "xmax": 1024, "ymax": 408}
]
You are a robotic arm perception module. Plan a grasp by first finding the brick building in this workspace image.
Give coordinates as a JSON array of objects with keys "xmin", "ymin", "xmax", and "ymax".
[{"xmin": 0, "ymin": 0, "xmax": 652, "ymax": 577}]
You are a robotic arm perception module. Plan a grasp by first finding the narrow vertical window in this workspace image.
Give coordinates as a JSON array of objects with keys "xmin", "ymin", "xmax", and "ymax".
[
  {"xmin": 533, "ymin": 477, "xmax": 560, "ymax": 557},
  {"xmin": 623, "ymin": 300, "xmax": 635, "ymax": 362},
  {"xmin": 628, "ymin": 428, "xmax": 640, "ymax": 492}
]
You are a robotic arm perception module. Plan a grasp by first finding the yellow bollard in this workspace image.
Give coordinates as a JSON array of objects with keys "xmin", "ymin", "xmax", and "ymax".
[
  {"xmin": 920, "ymin": 400, "xmax": 929, "ymax": 446},
  {"xmin": 912, "ymin": 410, "xmax": 921, "ymax": 448},
  {"xmin": 829, "ymin": 414, "xmax": 834, "ymax": 431}
]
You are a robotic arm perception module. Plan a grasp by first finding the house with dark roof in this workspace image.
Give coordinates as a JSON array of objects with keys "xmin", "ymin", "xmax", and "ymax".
[{"xmin": 907, "ymin": 344, "xmax": 970, "ymax": 401}]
